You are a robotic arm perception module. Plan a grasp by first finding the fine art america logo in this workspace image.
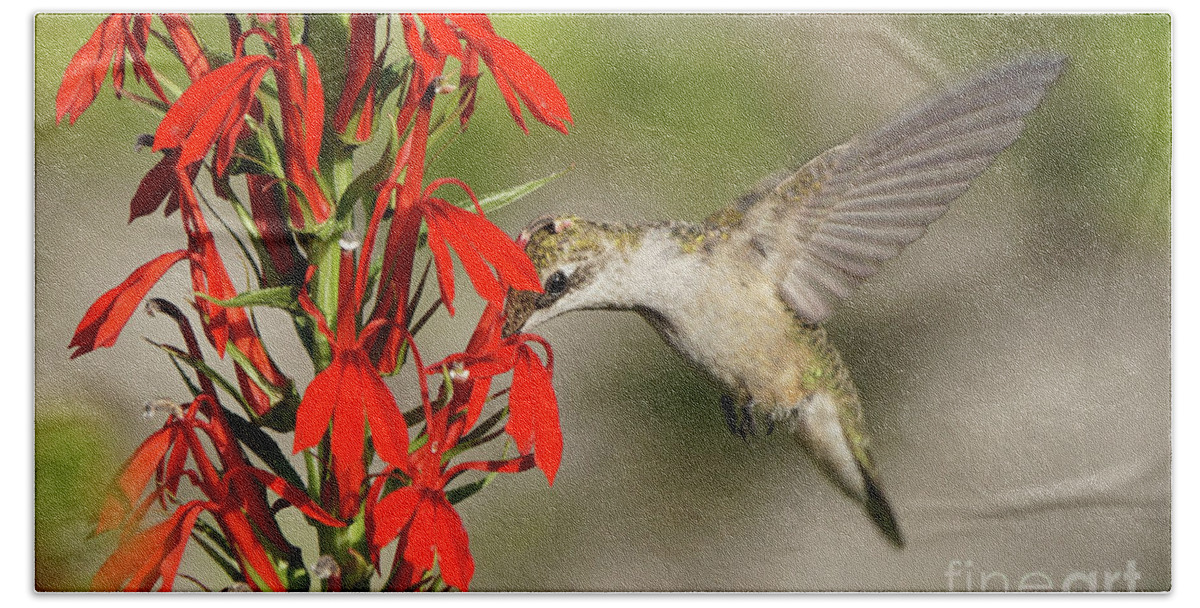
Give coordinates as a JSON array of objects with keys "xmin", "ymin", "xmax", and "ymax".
[{"xmin": 945, "ymin": 560, "xmax": 1142, "ymax": 592}]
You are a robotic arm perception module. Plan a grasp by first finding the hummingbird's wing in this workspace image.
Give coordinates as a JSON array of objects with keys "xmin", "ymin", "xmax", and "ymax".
[{"xmin": 722, "ymin": 54, "xmax": 1066, "ymax": 323}]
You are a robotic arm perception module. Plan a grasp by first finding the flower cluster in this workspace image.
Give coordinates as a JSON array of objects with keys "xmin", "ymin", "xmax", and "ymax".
[{"xmin": 58, "ymin": 13, "xmax": 571, "ymax": 591}]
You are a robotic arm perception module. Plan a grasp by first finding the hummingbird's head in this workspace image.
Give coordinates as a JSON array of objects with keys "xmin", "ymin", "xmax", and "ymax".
[{"xmin": 502, "ymin": 215, "xmax": 642, "ymax": 337}]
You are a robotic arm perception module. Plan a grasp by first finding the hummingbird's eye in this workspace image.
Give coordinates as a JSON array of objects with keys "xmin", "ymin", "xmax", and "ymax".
[{"xmin": 544, "ymin": 270, "xmax": 569, "ymax": 295}]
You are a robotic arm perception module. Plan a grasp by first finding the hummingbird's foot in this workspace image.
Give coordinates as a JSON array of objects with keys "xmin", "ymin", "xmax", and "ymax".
[{"xmin": 719, "ymin": 395, "xmax": 762, "ymax": 440}]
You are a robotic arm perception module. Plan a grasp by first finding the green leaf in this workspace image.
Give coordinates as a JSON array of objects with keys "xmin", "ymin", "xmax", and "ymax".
[
  {"xmin": 225, "ymin": 411, "xmax": 307, "ymax": 493},
  {"xmin": 196, "ymin": 286, "xmax": 297, "ymax": 310},
  {"xmin": 474, "ymin": 166, "xmax": 574, "ymax": 215},
  {"xmin": 446, "ymin": 472, "xmax": 501, "ymax": 505}
]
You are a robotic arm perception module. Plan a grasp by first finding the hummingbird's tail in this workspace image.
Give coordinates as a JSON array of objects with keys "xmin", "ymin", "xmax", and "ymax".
[
  {"xmin": 789, "ymin": 392, "xmax": 904, "ymax": 548},
  {"xmin": 858, "ymin": 461, "xmax": 904, "ymax": 548}
]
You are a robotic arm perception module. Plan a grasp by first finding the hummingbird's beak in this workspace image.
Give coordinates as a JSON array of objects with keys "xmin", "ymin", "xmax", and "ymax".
[{"xmin": 501, "ymin": 289, "xmax": 539, "ymax": 338}]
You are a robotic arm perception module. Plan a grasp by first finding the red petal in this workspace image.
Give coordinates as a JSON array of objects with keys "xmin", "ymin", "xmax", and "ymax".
[
  {"xmin": 95, "ymin": 427, "xmax": 174, "ymax": 534},
  {"xmin": 371, "ymin": 486, "xmax": 419, "ymax": 552},
  {"xmin": 293, "ymin": 357, "xmax": 341, "ymax": 453},
  {"xmin": 456, "ymin": 208, "xmax": 542, "ymax": 292},
  {"xmin": 330, "ymin": 356, "xmax": 371, "ymax": 517},
  {"xmin": 155, "ymin": 503, "xmax": 205, "ymax": 591},
  {"xmin": 447, "ymin": 453, "xmax": 536, "ymax": 478},
  {"xmin": 69, "ymin": 250, "xmax": 188, "ymax": 358},
  {"xmin": 396, "ymin": 496, "xmax": 437, "ymax": 589},
  {"xmin": 423, "ymin": 208, "xmax": 458, "ymax": 316},
  {"xmin": 296, "ymin": 44, "xmax": 325, "ymax": 170},
  {"xmin": 430, "ymin": 495, "xmax": 474, "ymax": 590},
  {"xmin": 129, "ymin": 150, "xmax": 191, "ymax": 222},
  {"xmin": 417, "ymin": 14, "xmax": 464, "ymax": 59},
  {"xmin": 510, "ymin": 345, "xmax": 562, "ymax": 484},
  {"xmin": 359, "ymin": 362, "xmax": 411, "ymax": 465},
  {"xmin": 159, "ymin": 14, "xmax": 210, "ymax": 81},
  {"xmin": 216, "ymin": 508, "xmax": 286, "ymax": 591},
  {"xmin": 353, "ymin": 85, "xmax": 376, "ymax": 141}
]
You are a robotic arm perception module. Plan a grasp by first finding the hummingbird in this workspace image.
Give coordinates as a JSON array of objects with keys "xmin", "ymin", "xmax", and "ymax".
[{"xmin": 501, "ymin": 54, "xmax": 1066, "ymax": 547}]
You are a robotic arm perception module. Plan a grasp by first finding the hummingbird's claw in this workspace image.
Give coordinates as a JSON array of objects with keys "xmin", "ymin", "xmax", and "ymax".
[
  {"xmin": 719, "ymin": 395, "xmax": 743, "ymax": 438},
  {"xmin": 740, "ymin": 402, "xmax": 758, "ymax": 438}
]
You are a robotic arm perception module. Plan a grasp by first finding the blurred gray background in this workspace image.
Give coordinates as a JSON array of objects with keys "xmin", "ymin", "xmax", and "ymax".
[{"xmin": 35, "ymin": 14, "xmax": 1169, "ymax": 591}]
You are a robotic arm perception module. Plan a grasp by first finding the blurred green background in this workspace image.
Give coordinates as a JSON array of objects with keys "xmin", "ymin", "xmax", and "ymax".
[{"xmin": 35, "ymin": 14, "xmax": 1169, "ymax": 591}]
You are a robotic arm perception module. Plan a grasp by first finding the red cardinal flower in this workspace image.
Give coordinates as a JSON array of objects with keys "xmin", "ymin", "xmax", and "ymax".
[
  {"xmin": 370, "ymin": 476, "xmax": 475, "ymax": 591},
  {"xmin": 426, "ymin": 303, "xmax": 562, "ymax": 484},
  {"xmin": 422, "ymin": 179, "xmax": 543, "ymax": 315},
  {"xmin": 293, "ymin": 249, "xmax": 410, "ymax": 519},
  {"xmin": 449, "ymin": 14, "xmax": 573, "ymax": 134},
  {"xmin": 368, "ymin": 370, "xmax": 537, "ymax": 591},
  {"xmin": 153, "ymin": 55, "xmax": 273, "ymax": 174},
  {"xmin": 55, "ymin": 14, "xmax": 169, "ymax": 124},
  {"xmin": 69, "ymin": 250, "xmax": 188, "ymax": 358}
]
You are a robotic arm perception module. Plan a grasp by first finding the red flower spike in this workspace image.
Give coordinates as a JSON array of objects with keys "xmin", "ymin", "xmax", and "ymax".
[
  {"xmin": 69, "ymin": 250, "xmax": 188, "ymax": 358},
  {"xmin": 55, "ymin": 14, "xmax": 127, "ymax": 124}
]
